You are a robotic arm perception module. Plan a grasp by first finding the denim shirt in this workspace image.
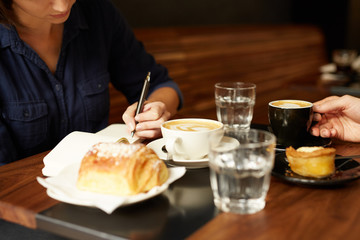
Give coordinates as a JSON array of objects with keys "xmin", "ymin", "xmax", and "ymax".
[{"xmin": 0, "ymin": 0, "xmax": 182, "ymax": 165}]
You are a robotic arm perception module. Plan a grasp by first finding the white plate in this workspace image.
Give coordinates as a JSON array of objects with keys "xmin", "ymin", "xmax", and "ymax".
[
  {"xmin": 147, "ymin": 136, "xmax": 239, "ymax": 169},
  {"xmin": 37, "ymin": 163, "xmax": 186, "ymax": 214}
]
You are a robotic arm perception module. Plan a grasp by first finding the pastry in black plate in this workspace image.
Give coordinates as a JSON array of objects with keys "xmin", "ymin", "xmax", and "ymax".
[
  {"xmin": 272, "ymin": 152, "xmax": 360, "ymax": 186},
  {"xmin": 285, "ymin": 146, "xmax": 336, "ymax": 178}
]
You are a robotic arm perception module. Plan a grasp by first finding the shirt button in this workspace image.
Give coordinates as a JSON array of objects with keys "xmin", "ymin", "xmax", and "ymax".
[
  {"xmin": 55, "ymin": 84, "xmax": 61, "ymax": 91},
  {"xmin": 23, "ymin": 110, "xmax": 30, "ymax": 118},
  {"xmin": 97, "ymin": 83, "xmax": 102, "ymax": 89}
]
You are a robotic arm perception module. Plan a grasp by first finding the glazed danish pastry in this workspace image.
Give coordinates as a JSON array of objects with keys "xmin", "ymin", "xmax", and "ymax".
[
  {"xmin": 76, "ymin": 142, "xmax": 168, "ymax": 196},
  {"xmin": 285, "ymin": 146, "xmax": 336, "ymax": 178}
]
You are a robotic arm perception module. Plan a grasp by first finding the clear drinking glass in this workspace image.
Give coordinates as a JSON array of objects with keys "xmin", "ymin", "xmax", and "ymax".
[
  {"xmin": 215, "ymin": 82, "xmax": 256, "ymax": 130},
  {"xmin": 209, "ymin": 129, "xmax": 276, "ymax": 214}
]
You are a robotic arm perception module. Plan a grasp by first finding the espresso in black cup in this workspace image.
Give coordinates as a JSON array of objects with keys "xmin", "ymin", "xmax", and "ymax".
[{"xmin": 268, "ymin": 100, "xmax": 313, "ymax": 148}]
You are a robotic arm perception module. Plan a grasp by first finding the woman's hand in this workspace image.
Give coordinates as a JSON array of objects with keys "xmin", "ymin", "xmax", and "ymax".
[
  {"xmin": 122, "ymin": 101, "xmax": 171, "ymax": 139},
  {"xmin": 123, "ymin": 86, "xmax": 180, "ymax": 139},
  {"xmin": 310, "ymin": 95, "xmax": 360, "ymax": 142}
]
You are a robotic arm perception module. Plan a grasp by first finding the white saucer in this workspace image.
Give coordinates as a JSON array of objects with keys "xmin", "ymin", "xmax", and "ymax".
[
  {"xmin": 147, "ymin": 138, "xmax": 209, "ymax": 169},
  {"xmin": 147, "ymin": 136, "xmax": 239, "ymax": 169}
]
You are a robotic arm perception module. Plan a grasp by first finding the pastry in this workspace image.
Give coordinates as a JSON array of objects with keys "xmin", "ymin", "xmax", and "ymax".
[
  {"xmin": 77, "ymin": 142, "xmax": 169, "ymax": 196},
  {"xmin": 285, "ymin": 146, "xmax": 336, "ymax": 178}
]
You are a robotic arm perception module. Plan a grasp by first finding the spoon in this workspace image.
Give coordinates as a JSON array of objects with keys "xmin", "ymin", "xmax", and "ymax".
[
  {"xmin": 116, "ymin": 137, "xmax": 130, "ymax": 144},
  {"xmin": 283, "ymin": 154, "xmax": 360, "ymax": 163},
  {"xmin": 335, "ymin": 155, "xmax": 360, "ymax": 160}
]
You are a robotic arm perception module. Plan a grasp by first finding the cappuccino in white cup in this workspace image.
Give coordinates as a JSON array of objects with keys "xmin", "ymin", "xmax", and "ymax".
[{"xmin": 161, "ymin": 118, "xmax": 224, "ymax": 160}]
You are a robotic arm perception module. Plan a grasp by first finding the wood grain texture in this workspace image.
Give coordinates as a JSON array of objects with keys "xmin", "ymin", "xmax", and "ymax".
[
  {"xmin": 109, "ymin": 24, "xmax": 329, "ymax": 125},
  {"xmin": 189, "ymin": 175, "xmax": 360, "ymax": 240},
  {"xmin": 0, "ymin": 151, "xmax": 58, "ymax": 229}
]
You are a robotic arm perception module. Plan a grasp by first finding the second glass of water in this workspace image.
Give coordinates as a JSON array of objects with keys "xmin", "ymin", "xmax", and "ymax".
[
  {"xmin": 215, "ymin": 82, "xmax": 256, "ymax": 130},
  {"xmin": 209, "ymin": 129, "xmax": 276, "ymax": 214}
]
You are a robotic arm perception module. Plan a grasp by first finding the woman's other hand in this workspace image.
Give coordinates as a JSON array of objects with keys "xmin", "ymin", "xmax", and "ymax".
[{"xmin": 310, "ymin": 95, "xmax": 360, "ymax": 142}]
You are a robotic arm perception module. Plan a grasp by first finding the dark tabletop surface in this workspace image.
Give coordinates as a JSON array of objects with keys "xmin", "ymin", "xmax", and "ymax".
[{"xmin": 37, "ymin": 167, "xmax": 215, "ymax": 240}]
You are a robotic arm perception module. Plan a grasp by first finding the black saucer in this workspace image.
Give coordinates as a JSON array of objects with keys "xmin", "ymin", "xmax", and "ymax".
[
  {"xmin": 251, "ymin": 124, "xmax": 331, "ymax": 151},
  {"xmin": 275, "ymin": 133, "xmax": 332, "ymax": 152},
  {"xmin": 272, "ymin": 152, "xmax": 360, "ymax": 187}
]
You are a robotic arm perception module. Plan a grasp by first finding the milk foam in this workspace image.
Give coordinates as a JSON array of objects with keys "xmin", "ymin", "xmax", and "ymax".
[
  {"xmin": 168, "ymin": 123, "xmax": 215, "ymax": 131},
  {"xmin": 279, "ymin": 103, "xmax": 302, "ymax": 108},
  {"xmin": 271, "ymin": 100, "xmax": 312, "ymax": 108},
  {"xmin": 164, "ymin": 120, "xmax": 221, "ymax": 132}
]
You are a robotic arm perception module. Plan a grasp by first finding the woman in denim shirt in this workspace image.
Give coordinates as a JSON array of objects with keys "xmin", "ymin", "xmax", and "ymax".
[{"xmin": 0, "ymin": 0, "xmax": 182, "ymax": 164}]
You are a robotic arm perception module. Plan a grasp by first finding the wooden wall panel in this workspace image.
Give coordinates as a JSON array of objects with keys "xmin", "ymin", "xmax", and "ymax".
[{"xmin": 109, "ymin": 25, "xmax": 328, "ymax": 125}]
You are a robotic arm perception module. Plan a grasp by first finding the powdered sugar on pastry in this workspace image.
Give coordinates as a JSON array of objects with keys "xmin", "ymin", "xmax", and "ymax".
[
  {"xmin": 296, "ymin": 146, "xmax": 324, "ymax": 153},
  {"xmin": 90, "ymin": 142, "xmax": 142, "ymax": 159}
]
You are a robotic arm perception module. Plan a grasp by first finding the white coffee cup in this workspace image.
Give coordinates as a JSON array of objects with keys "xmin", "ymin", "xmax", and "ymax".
[{"xmin": 161, "ymin": 118, "xmax": 224, "ymax": 160}]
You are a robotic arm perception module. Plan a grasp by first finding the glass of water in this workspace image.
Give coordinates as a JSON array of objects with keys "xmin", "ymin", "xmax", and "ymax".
[
  {"xmin": 209, "ymin": 129, "xmax": 276, "ymax": 214},
  {"xmin": 215, "ymin": 82, "xmax": 256, "ymax": 130}
]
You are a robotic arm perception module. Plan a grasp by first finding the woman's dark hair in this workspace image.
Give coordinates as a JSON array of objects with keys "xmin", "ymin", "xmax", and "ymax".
[{"xmin": 0, "ymin": 0, "xmax": 14, "ymax": 25}]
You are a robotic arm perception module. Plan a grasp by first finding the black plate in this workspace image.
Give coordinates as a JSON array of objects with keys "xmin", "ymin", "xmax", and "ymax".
[
  {"xmin": 272, "ymin": 152, "xmax": 360, "ymax": 186},
  {"xmin": 263, "ymin": 125, "xmax": 332, "ymax": 151},
  {"xmin": 275, "ymin": 134, "xmax": 332, "ymax": 152}
]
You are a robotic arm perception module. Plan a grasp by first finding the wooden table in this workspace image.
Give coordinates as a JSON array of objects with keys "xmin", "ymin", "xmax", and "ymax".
[
  {"xmin": 3, "ymin": 79, "xmax": 360, "ymax": 239},
  {"xmin": 2, "ymin": 129, "xmax": 360, "ymax": 239}
]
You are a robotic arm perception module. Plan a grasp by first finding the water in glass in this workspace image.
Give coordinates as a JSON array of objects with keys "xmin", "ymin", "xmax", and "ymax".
[
  {"xmin": 215, "ymin": 95, "xmax": 254, "ymax": 129},
  {"xmin": 210, "ymin": 164, "xmax": 271, "ymax": 214}
]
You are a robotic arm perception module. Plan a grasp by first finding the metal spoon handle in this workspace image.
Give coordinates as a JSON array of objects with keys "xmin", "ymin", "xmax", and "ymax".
[{"xmin": 335, "ymin": 155, "xmax": 360, "ymax": 160}]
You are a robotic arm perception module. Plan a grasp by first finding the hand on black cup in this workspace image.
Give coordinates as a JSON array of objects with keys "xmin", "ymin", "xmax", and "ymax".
[{"xmin": 268, "ymin": 100, "xmax": 313, "ymax": 148}]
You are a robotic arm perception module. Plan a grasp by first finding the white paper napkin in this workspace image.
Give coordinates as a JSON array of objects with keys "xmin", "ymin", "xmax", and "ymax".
[
  {"xmin": 37, "ymin": 164, "xmax": 186, "ymax": 214},
  {"xmin": 42, "ymin": 124, "xmax": 139, "ymax": 177},
  {"xmin": 96, "ymin": 124, "xmax": 138, "ymax": 141}
]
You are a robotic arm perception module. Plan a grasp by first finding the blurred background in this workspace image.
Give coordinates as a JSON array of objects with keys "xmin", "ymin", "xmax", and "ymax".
[{"xmin": 112, "ymin": 0, "xmax": 360, "ymax": 61}]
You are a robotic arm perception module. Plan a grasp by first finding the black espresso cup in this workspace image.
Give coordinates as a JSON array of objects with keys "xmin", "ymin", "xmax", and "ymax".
[{"xmin": 268, "ymin": 100, "xmax": 313, "ymax": 148}]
